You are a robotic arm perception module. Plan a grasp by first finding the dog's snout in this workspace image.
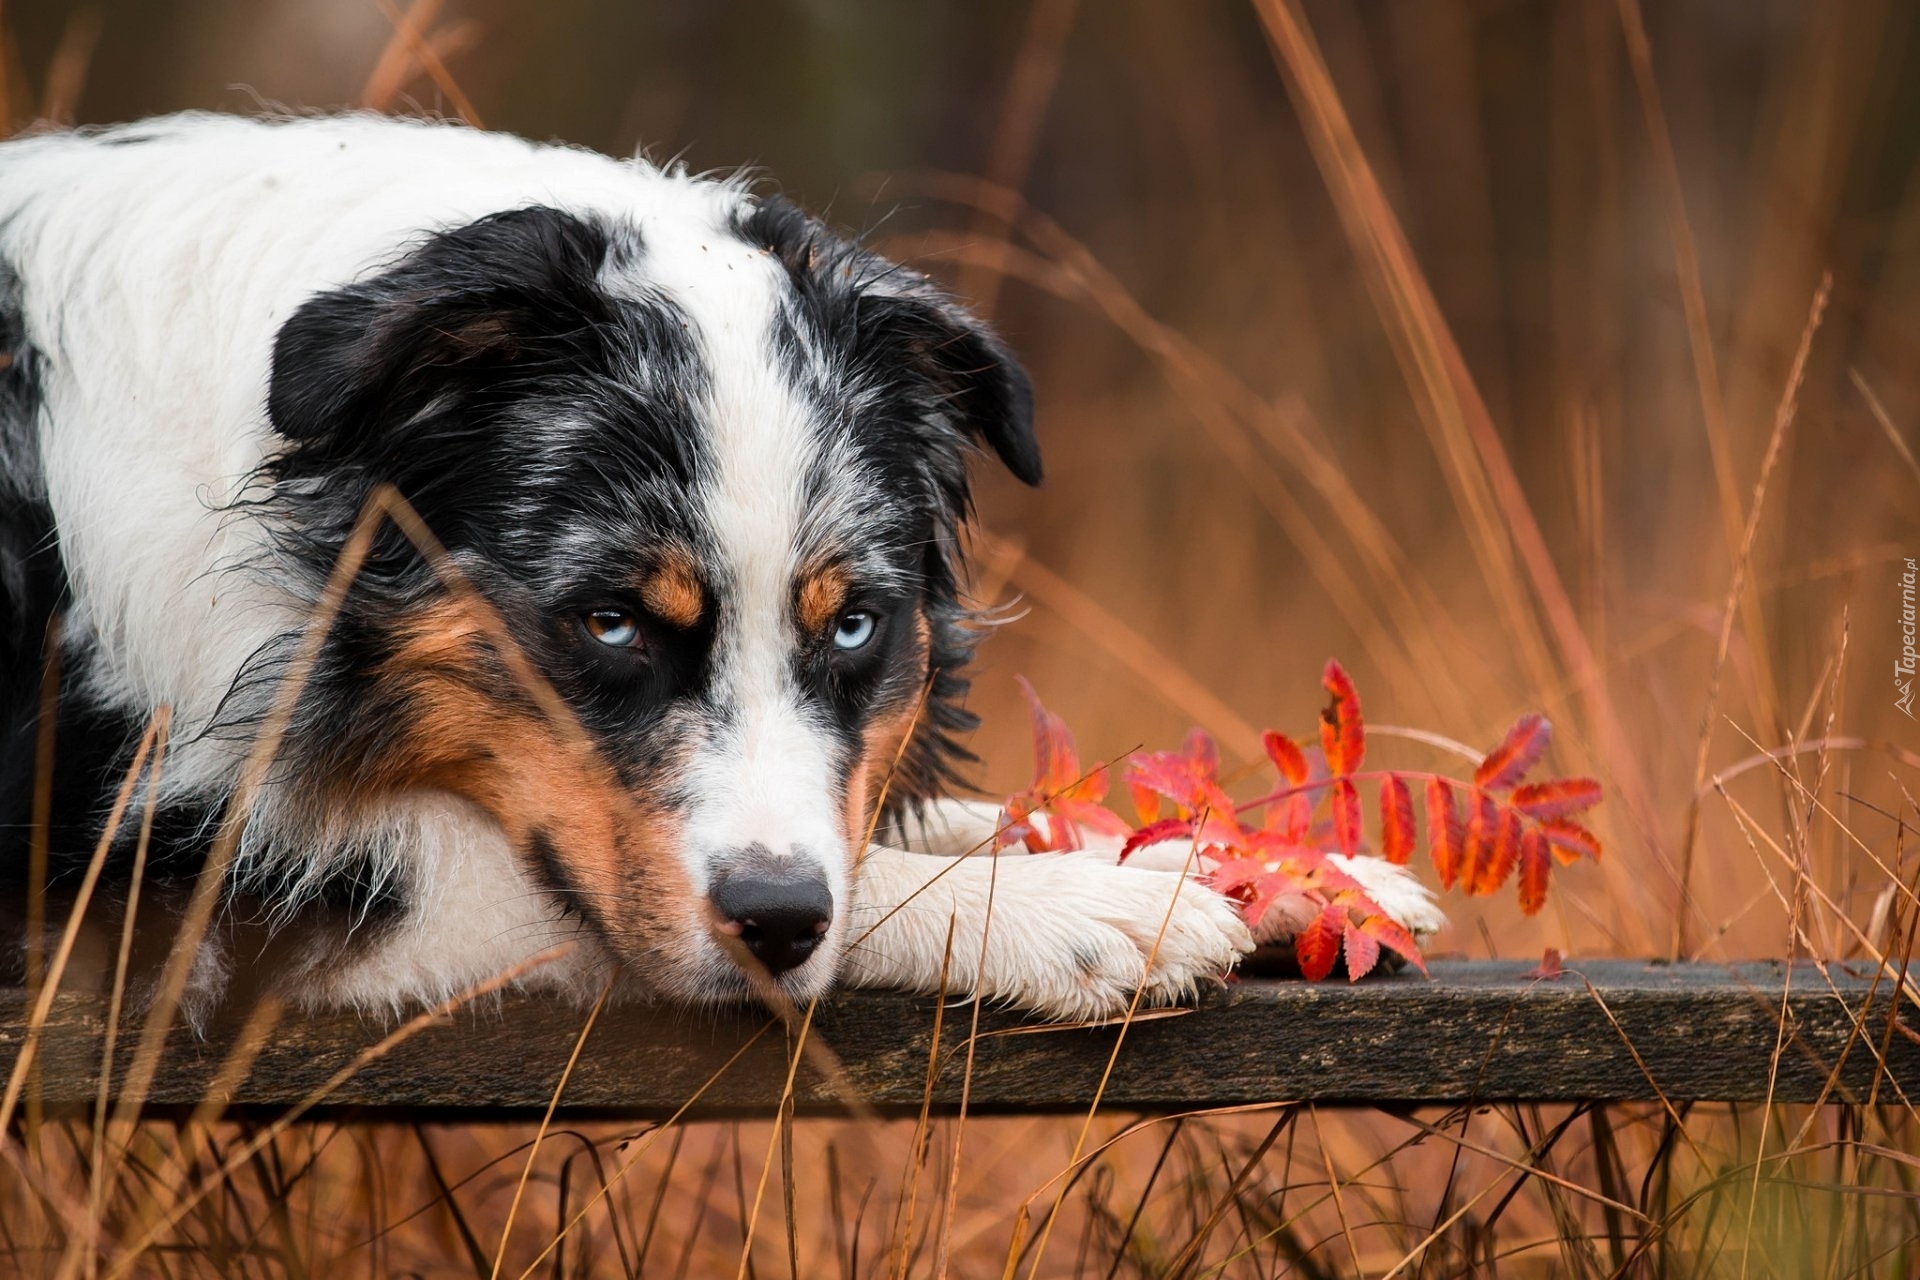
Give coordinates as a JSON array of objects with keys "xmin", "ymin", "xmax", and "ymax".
[{"xmin": 708, "ymin": 850, "xmax": 833, "ymax": 977}]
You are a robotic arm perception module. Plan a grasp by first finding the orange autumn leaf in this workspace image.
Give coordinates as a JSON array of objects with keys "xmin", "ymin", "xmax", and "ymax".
[
  {"xmin": 1511, "ymin": 778, "xmax": 1603, "ymax": 821},
  {"xmin": 1522, "ymin": 946, "xmax": 1565, "ymax": 980},
  {"xmin": 1341, "ymin": 917, "xmax": 1381, "ymax": 981},
  {"xmin": 1462, "ymin": 789, "xmax": 1498, "ymax": 894},
  {"xmin": 1329, "ymin": 777, "xmax": 1362, "ymax": 856},
  {"xmin": 1541, "ymin": 818, "xmax": 1602, "ymax": 864},
  {"xmin": 1000, "ymin": 678, "xmax": 1130, "ymax": 851},
  {"xmin": 1354, "ymin": 911, "xmax": 1427, "ymax": 975},
  {"xmin": 1295, "ymin": 904, "xmax": 1345, "ymax": 982},
  {"xmin": 1426, "ymin": 777, "xmax": 1464, "ymax": 890},
  {"xmin": 1518, "ymin": 826, "xmax": 1551, "ymax": 915},
  {"xmin": 1380, "ymin": 774, "xmax": 1416, "ymax": 865},
  {"xmin": 1263, "ymin": 729, "xmax": 1310, "ymax": 785},
  {"xmin": 1474, "ymin": 713, "xmax": 1551, "ymax": 791},
  {"xmin": 1318, "ymin": 659, "xmax": 1365, "ymax": 776},
  {"xmin": 1473, "ymin": 802, "xmax": 1523, "ymax": 896}
]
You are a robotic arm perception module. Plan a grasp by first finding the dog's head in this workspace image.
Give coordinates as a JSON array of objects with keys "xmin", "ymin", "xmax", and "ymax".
[{"xmin": 261, "ymin": 194, "xmax": 1038, "ymax": 1002}]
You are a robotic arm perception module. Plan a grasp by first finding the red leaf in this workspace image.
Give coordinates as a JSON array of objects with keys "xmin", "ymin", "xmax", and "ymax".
[
  {"xmin": 1463, "ymin": 790, "xmax": 1500, "ymax": 895},
  {"xmin": 1342, "ymin": 919, "xmax": 1381, "ymax": 981},
  {"xmin": 1263, "ymin": 730, "xmax": 1309, "ymax": 785},
  {"xmin": 1380, "ymin": 774, "xmax": 1416, "ymax": 865},
  {"xmin": 1017, "ymin": 676, "xmax": 1081, "ymax": 793},
  {"xmin": 1518, "ymin": 826, "xmax": 1550, "ymax": 914},
  {"xmin": 1119, "ymin": 817, "xmax": 1195, "ymax": 862},
  {"xmin": 1511, "ymin": 778, "xmax": 1603, "ymax": 821},
  {"xmin": 1329, "ymin": 778, "xmax": 1362, "ymax": 856},
  {"xmin": 1522, "ymin": 947, "xmax": 1565, "ymax": 980},
  {"xmin": 1183, "ymin": 727, "xmax": 1219, "ymax": 777},
  {"xmin": 1474, "ymin": 714, "xmax": 1551, "ymax": 791},
  {"xmin": 1318, "ymin": 660, "xmax": 1365, "ymax": 777},
  {"xmin": 1296, "ymin": 904, "xmax": 1345, "ymax": 982},
  {"xmin": 1052, "ymin": 799, "xmax": 1133, "ymax": 841},
  {"xmin": 1357, "ymin": 913, "xmax": 1428, "ymax": 976},
  {"xmin": 1473, "ymin": 802, "xmax": 1523, "ymax": 895},
  {"xmin": 1264, "ymin": 791, "xmax": 1314, "ymax": 843},
  {"xmin": 1124, "ymin": 734, "xmax": 1225, "ymax": 824},
  {"xmin": 1541, "ymin": 819, "xmax": 1602, "ymax": 864},
  {"xmin": 1426, "ymin": 778, "xmax": 1464, "ymax": 890}
]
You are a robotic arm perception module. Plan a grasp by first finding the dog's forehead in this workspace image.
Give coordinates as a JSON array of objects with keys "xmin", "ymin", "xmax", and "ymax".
[{"xmin": 586, "ymin": 209, "xmax": 911, "ymax": 601}]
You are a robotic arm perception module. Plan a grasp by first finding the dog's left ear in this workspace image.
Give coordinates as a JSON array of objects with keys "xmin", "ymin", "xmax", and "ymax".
[
  {"xmin": 742, "ymin": 195, "xmax": 1042, "ymax": 486},
  {"xmin": 856, "ymin": 289, "xmax": 1043, "ymax": 487}
]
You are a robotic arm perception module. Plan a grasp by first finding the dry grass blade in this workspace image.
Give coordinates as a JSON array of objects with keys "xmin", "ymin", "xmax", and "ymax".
[
  {"xmin": 887, "ymin": 917, "xmax": 954, "ymax": 1280},
  {"xmin": 487, "ymin": 977, "xmax": 613, "ymax": 1279},
  {"xmin": 1850, "ymin": 366, "xmax": 1920, "ymax": 488},
  {"xmin": 82, "ymin": 703, "xmax": 170, "ymax": 1268},
  {"xmin": 1676, "ymin": 271, "xmax": 1832, "ymax": 954},
  {"xmin": 370, "ymin": 0, "xmax": 482, "ymax": 126}
]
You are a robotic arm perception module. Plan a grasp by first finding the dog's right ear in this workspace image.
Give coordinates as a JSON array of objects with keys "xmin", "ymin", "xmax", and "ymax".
[{"xmin": 268, "ymin": 206, "xmax": 618, "ymax": 450}]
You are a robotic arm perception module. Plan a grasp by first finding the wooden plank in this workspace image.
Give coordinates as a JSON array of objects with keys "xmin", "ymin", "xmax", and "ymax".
[{"xmin": 2, "ymin": 961, "xmax": 1913, "ymax": 1118}]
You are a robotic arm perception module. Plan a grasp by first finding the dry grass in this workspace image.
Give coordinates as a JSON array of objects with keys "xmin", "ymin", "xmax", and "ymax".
[{"xmin": 6, "ymin": 0, "xmax": 1920, "ymax": 1274}]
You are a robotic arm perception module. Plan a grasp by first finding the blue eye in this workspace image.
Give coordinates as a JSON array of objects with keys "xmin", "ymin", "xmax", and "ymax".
[
  {"xmin": 583, "ymin": 610, "xmax": 640, "ymax": 648},
  {"xmin": 832, "ymin": 611, "xmax": 876, "ymax": 651}
]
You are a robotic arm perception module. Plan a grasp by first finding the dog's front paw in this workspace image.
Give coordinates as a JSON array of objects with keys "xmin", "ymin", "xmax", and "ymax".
[{"xmin": 842, "ymin": 848, "xmax": 1253, "ymax": 1022}]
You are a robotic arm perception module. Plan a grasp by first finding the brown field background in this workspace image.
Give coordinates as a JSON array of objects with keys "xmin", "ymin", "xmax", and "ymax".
[{"xmin": 6, "ymin": 0, "xmax": 1920, "ymax": 1275}]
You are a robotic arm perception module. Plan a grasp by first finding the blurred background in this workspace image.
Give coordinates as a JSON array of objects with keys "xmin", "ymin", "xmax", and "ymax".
[{"xmin": 7, "ymin": 2, "xmax": 1920, "ymax": 1272}]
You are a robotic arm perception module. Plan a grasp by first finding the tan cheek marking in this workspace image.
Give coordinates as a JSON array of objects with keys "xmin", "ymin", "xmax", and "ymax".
[
  {"xmin": 796, "ymin": 565, "xmax": 850, "ymax": 637},
  {"xmin": 640, "ymin": 558, "xmax": 704, "ymax": 629},
  {"xmin": 344, "ymin": 602, "xmax": 697, "ymax": 956}
]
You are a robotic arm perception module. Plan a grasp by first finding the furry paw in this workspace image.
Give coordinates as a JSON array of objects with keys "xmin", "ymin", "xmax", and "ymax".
[{"xmin": 842, "ymin": 847, "xmax": 1253, "ymax": 1022}]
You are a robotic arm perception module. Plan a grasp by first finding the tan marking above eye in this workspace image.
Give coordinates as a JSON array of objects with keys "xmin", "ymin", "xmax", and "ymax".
[
  {"xmin": 796, "ymin": 565, "xmax": 850, "ymax": 636},
  {"xmin": 640, "ymin": 558, "xmax": 704, "ymax": 628}
]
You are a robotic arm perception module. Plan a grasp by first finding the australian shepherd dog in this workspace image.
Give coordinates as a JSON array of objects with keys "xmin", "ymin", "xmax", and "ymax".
[{"xmin": 0, "ymin": 113, "xmax": 1437, "ymax": 1023}]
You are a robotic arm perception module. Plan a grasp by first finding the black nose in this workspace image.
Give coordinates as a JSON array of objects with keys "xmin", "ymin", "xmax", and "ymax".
[{"xmin": 708, "ymin": 859, "xmax": 833, "ymax": 977}]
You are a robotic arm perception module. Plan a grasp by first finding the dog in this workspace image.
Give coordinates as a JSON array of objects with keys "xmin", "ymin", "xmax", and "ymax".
[{"xmin": 0, "ymin": 113, "xmax": 1440, "ymax": 1022}]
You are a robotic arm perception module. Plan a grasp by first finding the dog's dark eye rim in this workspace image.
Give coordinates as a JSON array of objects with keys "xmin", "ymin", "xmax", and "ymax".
[{"xmin": 581, "ymin": 608, "xmax": 643, "ymax": 648}]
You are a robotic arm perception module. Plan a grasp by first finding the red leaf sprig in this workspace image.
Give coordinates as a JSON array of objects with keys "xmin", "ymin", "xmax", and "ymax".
[
  {"xmin": 999, "ymin": 662, "xmax": 1604, "ymax": 983},
  {"xmin": 997, "ymin": 678, "xmax": 1132, "ymax": 853}
]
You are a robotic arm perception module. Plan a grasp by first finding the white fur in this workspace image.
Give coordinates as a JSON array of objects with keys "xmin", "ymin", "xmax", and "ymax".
[{"xmin": 841, "ymin": 845, "xmax": 1253, "ymax": 1021}]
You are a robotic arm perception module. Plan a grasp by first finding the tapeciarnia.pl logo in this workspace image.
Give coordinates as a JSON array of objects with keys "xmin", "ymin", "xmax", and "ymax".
[{"xmin": 1899, "ymin": 557, "xmax": 1917, "ymax": 718}]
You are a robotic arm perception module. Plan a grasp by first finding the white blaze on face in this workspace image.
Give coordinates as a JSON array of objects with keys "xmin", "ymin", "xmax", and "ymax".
[{"xmin": 614, "ymin": 201, "xmax": 850, "ymax": 918}]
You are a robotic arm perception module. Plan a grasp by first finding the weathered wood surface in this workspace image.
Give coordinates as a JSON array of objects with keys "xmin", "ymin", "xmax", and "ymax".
[{"xmin": 2, "ymin": 961, "xmax": 1913, "ymax": 1118}]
